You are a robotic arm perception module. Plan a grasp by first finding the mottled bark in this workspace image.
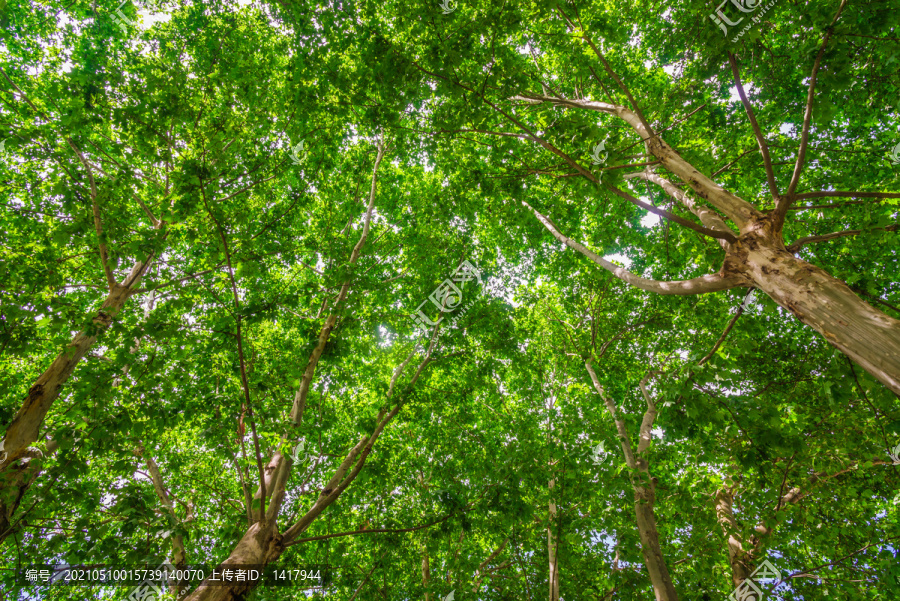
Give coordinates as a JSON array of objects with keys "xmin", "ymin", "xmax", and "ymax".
[
  {"xmin": 715, "ymin": 488, "xmax": 752, "ymax": 588},
  {"xmin": 516, "ymin": 92, "xmax": 900, "ymax": 395},
  {"xmin": 0, "ymin": 442, "xmax": 57, "ymax": 546},
  {"xmin": 729, "ymin": 224, "xmax": 900, "ymax": 395}
]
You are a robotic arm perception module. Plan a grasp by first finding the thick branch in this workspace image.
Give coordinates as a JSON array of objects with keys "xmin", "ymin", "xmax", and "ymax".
[
  {"xmin": 135, "ymin": 446, "xmax": 187, "ymax": 570},
  {"xmin": 636, "ymin": 372, "xmax": 660, "ymax": 455},
  {"xmin": 624, "ymin": 171, "xmax": 735, "ymax": 248},
  {"xmin": 289, "ymin": 136, "xmax": 386, "ymax": 426},
  {"xmin": 524, "ymin": 200, "xmax": 747, "ymax": 295},
  {"xmin": 606, "ymin": 183, "xmax": 737, "ymax": 243},
  {"xmin": 509, "ymin": 93, "xmax": 762, "ymax": 228}
]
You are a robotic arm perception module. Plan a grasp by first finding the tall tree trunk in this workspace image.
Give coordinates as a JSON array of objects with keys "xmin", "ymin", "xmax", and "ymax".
[
  {"xmin": 731, "ymin": 227, "xmax": 900, "ymax": 395},
  {"xmin": 182, "ymin": 522, "xmax": 285, "ymax": 601},
  {"xmin": 422, "ymin": 547, "xmax": 432, "ymax": 601},
  {"xmin": 714, "ymin": 488, "xmax": 752, "ymax": 588},
  {"xmin": 548, "ymin": 477, "xmax": 559, "ymax": 601},
  {"xmin": 632, "ymin": 480, "xmax": 677, "ymax": 601},
  {"xmin": 586, "ymin": 362, "xmax": 679, "ymax": 601}
]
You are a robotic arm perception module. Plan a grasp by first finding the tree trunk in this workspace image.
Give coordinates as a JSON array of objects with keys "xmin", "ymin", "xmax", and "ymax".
[
  {"xmin": 0, "ymin": 283, "xmax": 133, "ymax": 471},
  {"xmin": 547, "ymin": 477, "xmax": 559, "ymax": 601},
  {"xmin": 632, "ymin": 480, "xmax": 679, "ymax": 601},
  {"xmin": 0, "ymin": 442, "xmax": 57, "ymax": 546},
  {"xmin": 714, "ymin": 488, "xmax": 752, "ymax": 588},
  {"xmin": 422, "ymin": 548, "xmax": 431, "ymax": 601},
  {"xmin": 182, "ymin": 522, "xmax": 284, "ymax": 601},
  {"xmin": 730, "ymin": 228, "xmax": 900, "ymax": 395}
]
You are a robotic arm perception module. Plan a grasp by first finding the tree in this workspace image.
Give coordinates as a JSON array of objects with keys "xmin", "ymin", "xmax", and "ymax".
[{"xmin": 1, "ymin": 1, "xmax": 899, "ymax": 600}]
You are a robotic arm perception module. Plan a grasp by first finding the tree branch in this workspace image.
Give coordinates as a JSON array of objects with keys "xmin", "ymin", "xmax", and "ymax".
[
  {"xmin": 787, "ymin": 224, "xmax": 898, "ymax": 252},
  {"xmin": 606, "ymin": 182, "xmax": 738, "ymax": 243},
  {"xmin": 624, "ymin": 170, "xmax": 736, "ymax": 247},
  {"xmin": 782, "ymin": 0, "xmax": 848, "ymax": 215},
  {"xmin": 728, "ymin": 52, "xmax": 780, "ymax": 204},
  {"xmin": 508, "ymin": 92, "xmax": 763, "ymax": 228},
  {"xmin": 523, "ymin": 200, "xmax": 747, "ymax": 295}
]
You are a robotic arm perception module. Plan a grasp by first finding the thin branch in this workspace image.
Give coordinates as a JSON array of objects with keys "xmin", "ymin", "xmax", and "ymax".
[
  {"xmin": 782, "ymin": 0, "xmax": 848, "ymax": 215},
  {"xmin": 285, "ymin": 513, "xmax": 454, "ymax": 547},
  {"xmin": 728, "ymin": 53, "xmax": 780, "ymax": 204},
  {"xmin": 199, "ymin": 183, "xmax": 267, "ymax": 524},
  {"xmin": 792, "ymin": 190, "xmax": 900, "ymax": 201},
  {"xmin": 787, "ymin": 224, "xmax": 898, "ymax": 252},
  {"xmin": 130, "ymin": 266, "xmax": 222, "ymax": 294},
  {"xmin": 698, "ymin": 290, "xmax": 753, "ymax": 365}
]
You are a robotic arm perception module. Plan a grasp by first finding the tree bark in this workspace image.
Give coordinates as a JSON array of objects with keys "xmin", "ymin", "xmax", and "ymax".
[
  {"xmin": 714, "ymin": 488, "xmax": 752, "ymax": 588},
  {"xmin": 729, "ymin": 227, "xmax": 900, "ymax": 395},
  {"xmin": 0, "ymin": 282, "xmax": 134, "ymax": 471},
  {"xmin": 547, "ymin": 478, "xmax": 559, "ymax": 601},
  {"xmin": 0, "ymin": 442, "xmax": 57, "ymax": 546},
  {"xmin": 512, "ymin": 92, "xmax": 900, "ymax": 394},
  {"xmin": 182, "ymin": 522, "xmax": 285, "ymax": 601},
  {"xmin": 585, "ymin": 362, "xmax": 679, "ymax": 601}
]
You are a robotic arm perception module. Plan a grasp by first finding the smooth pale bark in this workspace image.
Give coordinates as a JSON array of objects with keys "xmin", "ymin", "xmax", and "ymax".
[
  {"xmin": 547, "ymin": 477, "xmax": 559, "ymax": 601},
  {"xmin": 136, "ymin": 446, "xmax": 188, "ymax": 593},
  {"xmin": 715, "ymin": 488, "xmax": 751, "ymax": 588},
  {"xmin": 0, "ymin": 278, "xmax": 136, "ymax": 471},
  {"xmin": 586, "ymin": 361, "xmax": 679, "ymax": 601},
  {"xmin": 524, "ymin": 201, "xmax": 746, "ymax": 296}
]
